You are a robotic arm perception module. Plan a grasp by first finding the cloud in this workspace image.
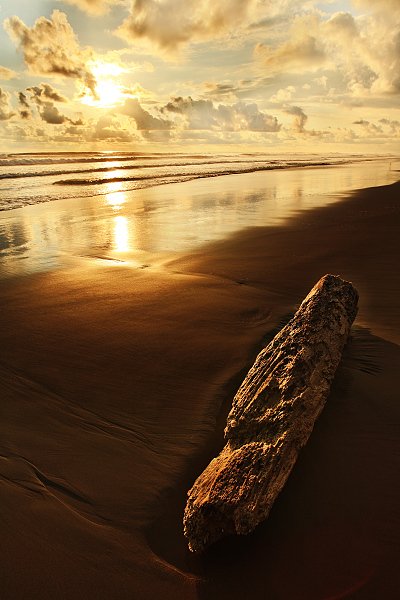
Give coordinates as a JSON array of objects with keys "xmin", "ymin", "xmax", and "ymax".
[
  {"xmin": 255, "ymin": 34, "xmax": 326, "ymax": 74},
  {"xmin": 321, "ymin": 5, "xmax": 400, "ymax": 95},
  {"xmin": 40, "ymin": 83, "xmax": 68, "ymax": 103},
  {"xmin": 162, "ymin": 96, "xmax": 281, "ymax": 132},
  {"xmin": 58, "ymin": 0, "xmax": 123, "ymax": 15},
  {"xmin": 379, "ymin": 118, "xmax": 400, "ymax": 133},
  {"xmin": 23, "ymin": 84, "xmax": 80, "ymax": 125},
  {"xmin": 117, "ymin": 0, "xmax": 258, "ymax": 53},
  {"xmin": 328, "ymin": 8, "xmax": 400, "ymax": 96},
  {"xmin": 0, "ymin": 88, "xmax": 15, "ymax": 121},
  {"xmin": 283, "ymin": 104, "xmax": 308, "ymax": 132},
  {"xmin": 120, "ymin": 98, "xmax": 172, "ymax": 130},
  {"xmin": 4, "ymin": 10, "xmax": 97, "ymax": 96},
  {"xmin": 202, "ymin": 82, "xmax": 240, "ymax": 101},
  {"xmin": 38, "ymin": 101, "xmax": 83, "ymax": 126},
  {"xmin": 0, "ymin": 66, "xmax": 18, "ymax": 80},
  {"xmin": 18, "ymin": 92, "xmax": 29, "ymax": 108},
  {"xmin": 115, "ymin": 96, "xmax": 281, "ymax": 142},
  {"xmin": 27, "ymin": 83, "xmax": 68, "ymax": 104},
  {"xmin": 320, "ymin": 11, "xmax": 395, "ymax": 94},
  {"xmin": 270, "ymin": 86, "xmax": 296, "ymax": 103},
  {"xmin": 38, "ymin": 103, "xmax": 70, "ymax": 125},
  {"xmin": 17, "ymin": 92, "xmax": 31, "ymax": 119},
  {"xmin": 91, "ymin": 114, "xmax": 134, "ymax": 141},
  {"xmin": 353, "ymin": 117, "xmax": 400, "ymax": 138},
  {"xmin": 201, "ymin": 77, "xmax": 274, "ymax": 101},
  {"xmin": 235, "ymin": 101, "xmax": 281, "ymax": 132},
  {"xmin": 254, "ymin": 5, "xmax": 400, "ymax": 98},
  {"xmin": 249, "ymin": 13, "xmax": 288, "ymax": 31},
  {"xmin": 359, "ymin": 16, "xmax": 400, "ymax": 95},
  {"xmin": 325, "ymin": 11, "xmax": 358, "ymax": 39}
]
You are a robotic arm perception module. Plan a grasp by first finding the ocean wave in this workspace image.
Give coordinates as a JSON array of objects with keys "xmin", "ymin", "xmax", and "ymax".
[
  {"xmin": 53, "ymin": 160, "xmax": 338, "ymax": 186},
  {"xmin": 0, "ymin": 153, "xmax": 390, "ymax": 213},
  {"xmin": 0, "ymin": 152, "xmax": 209, "ymax": 168},
  {"xmin": 0, "ymin": 158, "xmax": 289, "ymax": 180},
  {"xmin": 0, "ymin": 175, "xmax": 201, "ymax": 211}
]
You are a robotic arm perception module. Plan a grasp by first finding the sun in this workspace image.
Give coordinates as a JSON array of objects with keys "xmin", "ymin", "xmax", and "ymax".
[
  {"xmin": 92, "ymin": 79, "xmax": 125, "ymax": 108},
  {"xmin": 81, "ymin": 61, "xmax": 127, "ymax": 108}
]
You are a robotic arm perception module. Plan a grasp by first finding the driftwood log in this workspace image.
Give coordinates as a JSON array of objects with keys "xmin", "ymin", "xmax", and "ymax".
[{"xmin": 184, "ymin": 274, "xmax": 358, "ymax": 553}]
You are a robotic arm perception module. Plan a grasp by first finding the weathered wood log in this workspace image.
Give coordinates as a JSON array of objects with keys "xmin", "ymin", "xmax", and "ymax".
[{"xmin": 184, "ymin": 274, "xmax": 358, "ymax": 553}]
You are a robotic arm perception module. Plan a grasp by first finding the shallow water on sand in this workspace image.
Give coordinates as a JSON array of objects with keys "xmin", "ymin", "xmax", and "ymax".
[{"xmin": 0, "ymin": 158, "xmax": 398, "ymax": 278}]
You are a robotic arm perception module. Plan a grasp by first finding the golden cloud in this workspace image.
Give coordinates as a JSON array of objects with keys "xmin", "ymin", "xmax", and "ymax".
[
  {"xmin": 4, "ymin": 10, "xmax": 97, "ymax": 95},
  {"xmin": 255, "ymin": 34, "xmax": 326, "ymax": 74},
  {"xmin": 0, "ymin": 88, "xmax": 15, "ymax": 121},
  {"xmin": 162, "ymin": 96, "xmax": 281, "ymax": 132},
  {"xmin": 117, "ymin": 0, "xmax": 258, "ymax": 54}
]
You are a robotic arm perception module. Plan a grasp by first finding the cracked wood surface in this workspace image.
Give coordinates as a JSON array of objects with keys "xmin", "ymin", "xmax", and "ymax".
[{"xmin": 184, "ymin": 274, "xmax": 359, "ymax": 553}]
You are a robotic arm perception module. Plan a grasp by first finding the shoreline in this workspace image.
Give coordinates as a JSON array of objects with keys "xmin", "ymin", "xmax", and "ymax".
[
  {"xmin": 0, "ymin": 155, "xmax": 398, "ymax": 215},
  {"xmin": 167, "ymin": 180, "xmax": 400, "ymax": 345},
  {"xmin": 1, "ymin": 159, "xmax": 399, "ymax": 281},
  {"xmin": 0, "ymin": 178, "xmax": 399, "ymax": 599}
]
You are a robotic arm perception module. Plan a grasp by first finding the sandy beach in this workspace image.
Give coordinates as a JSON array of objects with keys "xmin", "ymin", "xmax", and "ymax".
[{"xmin": 1, "ymin": 169, "xmax": 399, "ymax": 599}]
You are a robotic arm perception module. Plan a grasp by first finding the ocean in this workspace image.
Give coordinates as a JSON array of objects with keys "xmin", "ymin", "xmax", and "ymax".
[
  {"xmin": 0, "ymin": 152, "xmax": 398, "ymax": 279},
  {"xmin": 0, "ymin": 151, "xmax": 389, "ymax": 212}
]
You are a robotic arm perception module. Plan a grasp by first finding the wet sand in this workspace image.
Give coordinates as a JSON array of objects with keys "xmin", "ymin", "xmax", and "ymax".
[{"xmin": 1, "ymin": 177, "xmax": 399, "ymax": 599}]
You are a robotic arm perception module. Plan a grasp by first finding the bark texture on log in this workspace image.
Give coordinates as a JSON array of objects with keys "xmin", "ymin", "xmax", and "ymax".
[{"xmin": 184, "ymin": 274, "xmax": 358, "ymax": 553}]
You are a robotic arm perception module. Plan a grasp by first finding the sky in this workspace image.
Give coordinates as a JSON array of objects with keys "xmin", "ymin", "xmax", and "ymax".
[{"xmin": 0, "ymin": 0, "xmax": 399, "ymax": 153}]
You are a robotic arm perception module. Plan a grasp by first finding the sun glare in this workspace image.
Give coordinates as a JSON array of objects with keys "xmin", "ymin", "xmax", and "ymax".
[
  {"xmin": 105, "ymin": 180, "xmax": 127, "ymax": 211},
  {"xmin": 114, "ymin": 216, "xmax": 130, "ymax": 252},
  {"xmin": 82, "ymin": 61, "xmax": 127, "ymax": 108}
]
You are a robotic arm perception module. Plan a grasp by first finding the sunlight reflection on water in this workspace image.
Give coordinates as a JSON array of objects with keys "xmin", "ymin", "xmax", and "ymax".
[
  {"xmin": 0, "ymin": 159, "xmax": 398, "ymax": 277},
  {"xmin": 113, "ymin": 216, "xmax": 130, "ymax": 252},
  {"xmin": 105, "ymin": 180, "xmax": 127, "ymax": 212}
]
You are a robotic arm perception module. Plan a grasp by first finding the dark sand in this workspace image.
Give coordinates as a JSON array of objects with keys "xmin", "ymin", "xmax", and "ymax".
[{"xmin": 1, "ymin": 180, "xmax": 399, "ymax": 599}]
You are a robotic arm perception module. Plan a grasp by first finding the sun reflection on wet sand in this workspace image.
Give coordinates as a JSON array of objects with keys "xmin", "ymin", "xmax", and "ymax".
[
  {"xmin": 105, "ymin": 180, "xmax": 127, "ymax": 211},
  {"xmin": 113, "ymin": 216, "xmax": 129, "ymax": 252}
]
